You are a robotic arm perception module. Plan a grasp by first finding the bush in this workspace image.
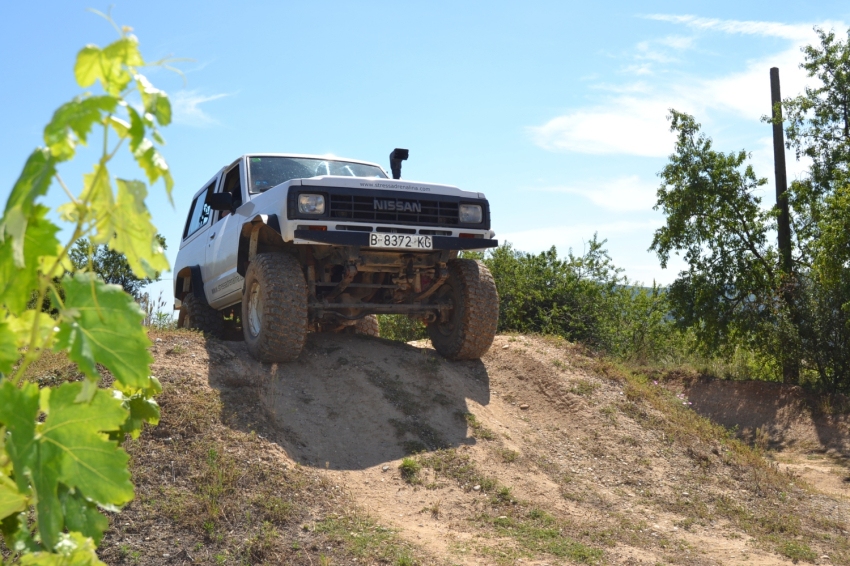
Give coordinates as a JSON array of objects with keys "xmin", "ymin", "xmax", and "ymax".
[
  {"xmin": 482, "ymin": 238, "xmax": 677, "ymax": 362},
  {"xmin": 378, "ymin": 315, "xmax": 427, "ymax": 343}
]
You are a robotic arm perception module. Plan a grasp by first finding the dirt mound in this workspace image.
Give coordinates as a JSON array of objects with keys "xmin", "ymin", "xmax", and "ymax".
[
  {"xmin": 678, "ymin": 377, "xmax": 850, "ymax": 456},
  {"xmin": 194, "ymin": 333, "xmax": 848, "ymax": 565}
]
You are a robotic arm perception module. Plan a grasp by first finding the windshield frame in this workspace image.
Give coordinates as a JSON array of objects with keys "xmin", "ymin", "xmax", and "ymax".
[{"xmin": 246, "ymin": 155, "xmax": 388, "ymax": 194}]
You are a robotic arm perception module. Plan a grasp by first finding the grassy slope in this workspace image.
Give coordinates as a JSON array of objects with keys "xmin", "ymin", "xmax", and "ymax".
[{"xmin": 15, "ymin": 330, "xmax": 850, "ymax": 565}]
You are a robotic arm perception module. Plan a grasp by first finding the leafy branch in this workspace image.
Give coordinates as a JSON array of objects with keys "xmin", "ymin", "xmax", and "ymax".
[{"xmin": 0, "ymin": 14, "xmax": 174, "ymax": 563}]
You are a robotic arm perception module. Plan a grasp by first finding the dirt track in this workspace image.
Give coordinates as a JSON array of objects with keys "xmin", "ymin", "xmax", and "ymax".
[{"xmin": 186, "ymin": 332, "xmax": 850, "ymax": 565}]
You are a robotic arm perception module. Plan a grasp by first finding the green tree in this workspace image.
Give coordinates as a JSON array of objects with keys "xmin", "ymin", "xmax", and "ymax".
[
  {"xmin": 652, "ymin": 27, "xmax": 850, "ymax": 391},
  {"xmin": 478, "ymin": 238, "xmax": 674, "ymax": 361},
  {"xmin": 0, "ymin": 14, "xmax": 173, "ymax": 563},
  {"xmin": 69, "ymin": 234, "xmax": 167, "ymax": 299},
  {"xmin": 650, "ymin": 111, "xmax": 783, "ymax": 363}
]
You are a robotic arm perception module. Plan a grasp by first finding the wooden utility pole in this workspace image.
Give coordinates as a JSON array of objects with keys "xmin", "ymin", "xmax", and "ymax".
[
  {"xmin": 770, "ymin": 67, "xmax": 793, "ymax": 275},
  {"xmin": 770, "ymin": 67, "xmax": 797, "ymax": 382}
]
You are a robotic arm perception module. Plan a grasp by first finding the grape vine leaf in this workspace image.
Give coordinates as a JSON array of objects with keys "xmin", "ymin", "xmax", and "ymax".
[
  {"xmin": 59, "ymin": 486, "xmax": 109, "ymax": 545},
  {"xmin": 118, "ymin": 393, "xmax": 161, "ymax": 440},
  {"xmin": 55, "ymin": 273, "xmax": 153, "ymax": 389},
  {"xmin": 124, "ymin": 105, "xmax": 145, "ymax": 152},
  {"xmin": 0, "ymin": 321, "xmax": 18, "ymax": 376},
  {"xmin": 34, "ymin": 382, "xmax": 132, "ymax": 548},
  {"xmin": 132, "ymin": 139, "xmax": 174, "ymax": 197},
  {"xmin": 43, "ymin": 96, "xmax": 118, "ymax": 161},
  {"xmin": 136, "ymin": 74, "xmax": 171, "ymax": 126},
  {"xmin": 79, "ymin": 165, "xmax": 114, "ymax": 246},
  {"xmin": 19, "ymin": 532, "xmax": 107, "ymax": 565},
  {"xmin": 0, "ymin": 206, "xmax": 61, "ymax": 315},
  {"xmin": 0, "ymin": 381, "xmax": 39, "ymax": 494},
  {"xmin": 0, "ymin": 476, "xmax": 27, "ymax": 522},
  {"xmin": 75, "ymin": 37, "xmax": 143, "ymax": 97},
  {"xmin": 113, "ymin": 179, "xmax": 169, "ymax": 278},
  {"xmin": 74, "ymin": 46, "xmax": 104, "ymax": 88},
  {"xmin": 0, "ymin": 150, "xmax": 57, "ymax": 266}
]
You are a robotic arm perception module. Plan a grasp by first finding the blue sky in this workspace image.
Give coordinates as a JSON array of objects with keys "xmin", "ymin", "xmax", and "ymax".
[{"xmin": 2, "ymin": 1, "xmax": 849, "ymax": 309}]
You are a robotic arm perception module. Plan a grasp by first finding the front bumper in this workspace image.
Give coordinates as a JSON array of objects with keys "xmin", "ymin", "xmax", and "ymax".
[{"xmin": 293, "ymin": 229, "xmax": 498, "ymax": 250}]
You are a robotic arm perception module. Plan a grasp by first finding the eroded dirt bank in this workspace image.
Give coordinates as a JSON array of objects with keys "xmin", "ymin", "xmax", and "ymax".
[{"xmin": 200, "ymin": 333, "xmax": 848, "ymax": 565}]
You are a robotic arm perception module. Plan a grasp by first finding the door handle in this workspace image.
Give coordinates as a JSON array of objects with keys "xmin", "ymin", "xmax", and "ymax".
[{"xmin": 209, "ymin": 232, "xmax": 216, "ymax": 239}]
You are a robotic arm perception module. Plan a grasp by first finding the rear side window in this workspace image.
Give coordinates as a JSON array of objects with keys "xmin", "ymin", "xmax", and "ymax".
[{"xmin": 183, "ymin": 182, "xmax": 214, "ymax": 239}]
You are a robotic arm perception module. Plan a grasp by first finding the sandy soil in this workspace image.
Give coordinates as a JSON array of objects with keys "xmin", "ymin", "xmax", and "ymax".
[{"xmin": 188, "ymin": 332, "xmax": 850, "ymax": 565}]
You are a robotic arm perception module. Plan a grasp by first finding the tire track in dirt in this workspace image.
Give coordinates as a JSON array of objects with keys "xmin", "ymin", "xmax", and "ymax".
[{"xmin": 206, "ymin": 333, "xmax": 849, "ymax": 565}]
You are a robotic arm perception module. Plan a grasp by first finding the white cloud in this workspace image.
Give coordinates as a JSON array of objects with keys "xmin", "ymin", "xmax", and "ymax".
[
  {"xmin": 532, "ymin": 175, "xmax": 659, "ymax": 212},
  {"xmin": 529, "ymin": 15, "xmax": 843, "ymax": 157},
  {"xmin": 643, "ymin": 14, "xmax": 814, "ymax": 41},
  {"xmin": 529, "ymin": 97, "xmax": 681, "ymax": 157},
  {"xmin": 500, "ymin": 220, "xmax": 661, "ymax": 254},
  {"xmin": 172, "ymin": 90, "xmax": 231, "ymax": 126}
]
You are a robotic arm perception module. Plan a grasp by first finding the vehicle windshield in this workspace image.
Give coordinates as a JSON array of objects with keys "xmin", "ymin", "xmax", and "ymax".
[{"xmin": 248, "ymin": 156, "xmax": 387, "ymax": 193}]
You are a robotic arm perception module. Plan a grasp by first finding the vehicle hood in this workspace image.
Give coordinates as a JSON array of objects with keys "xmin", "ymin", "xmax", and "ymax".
[{"xmin": 296, "ymin": 176, "xmax": 485, "ymax": 199}]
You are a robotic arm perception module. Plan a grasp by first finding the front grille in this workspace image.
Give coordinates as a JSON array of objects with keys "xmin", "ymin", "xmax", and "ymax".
[{"xmin": 329, "ymin": 195, "xmax": 459, "ymax": 227}]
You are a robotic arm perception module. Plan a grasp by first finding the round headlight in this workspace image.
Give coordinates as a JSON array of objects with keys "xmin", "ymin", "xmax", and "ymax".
[
  {"xmin": 459, "ymin": 204, "xmax": 482, "ymax": 224},
  {"xmin": 298, "ymin": 194, "xmax": 325, "ymax": 214}
]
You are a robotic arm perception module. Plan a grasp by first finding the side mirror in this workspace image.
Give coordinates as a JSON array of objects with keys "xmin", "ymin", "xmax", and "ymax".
[{"xmin": 207, "ymin": 192, "xmax": 234, "ymax": 212}]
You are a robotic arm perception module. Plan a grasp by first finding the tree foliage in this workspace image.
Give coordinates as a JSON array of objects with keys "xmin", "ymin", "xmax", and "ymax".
[
  {"xmin": 653, "ymin": 27, "xmax": 850, "ymax": 392},
  {"xmin": 0, "ymin": 16, "xmax": 172, "ymax": 563},
  {"xmin": 68, "ymin": 234, "xmax": 166, "ymax": 299},
  {"xmin": 480, "ymin": 240, "xmax": 676, "ymax": 363}
]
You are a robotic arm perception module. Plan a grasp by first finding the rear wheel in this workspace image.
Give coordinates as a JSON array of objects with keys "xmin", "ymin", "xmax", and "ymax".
[
  {"xmin": 354, "ymin": 314, "xmax": 380, "ymax": 337},
  {"xmin": 242, "ymin": 253, "xmax": 308, "ymax": 362},
  {"xmin": 427, "ymin": 259, "xmax": 499, "ymax": 360},
  {"xmin": 178, "ymin": 294, "xmax": 224, "ymax": 337}
]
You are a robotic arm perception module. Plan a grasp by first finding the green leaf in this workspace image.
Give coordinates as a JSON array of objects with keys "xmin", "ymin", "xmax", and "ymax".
[
  {"xmin": 0, "ymin": 321, "xmax": 19, "ymax": 376},
  {"xmin": 59, "ymin": 486, "xmax": 109, "ymax": 545},
  {"xmin": 40, "ymin": 383, "xmax": 132, "ymax": 503},
  {"xmin": 154, "ymin": 94, "xmax": 172, "ymax": 126},
  {"xmin": 0, "ymin": 149, "xmax": 57, "ymax": 265},
  {"xmin": 55, "ymin": 273, "xmax": 153, "ymax": 389},
  {"xmin": 0, "ymin": 205, "xmax": 61, "ymax": 314},
  {"xmin": 124, "ymin": 105, "xmax": 145, "ymax": 152},
  {"xmin": 118, "ymin": 392, "xmax": 160, "ymax": 439},
  {"xmin": 0, "ymin": 476, "xmax": 27, "ymax": 521},
  {"xmin": 102, "ymin": 36, "xmax": 143, "ymax": 67},
  {"xmin": 79, "ymin": 165, "xmax": 114, "ymax": 246},
  {"xmin": 43, "ymin": 96, "xmax": 118, "ymax": 161},
  {"xmin": 107, "ymin": 116, "xmax": 130, "ymax": 138},
  {"xmin": 20, "ymin": 532, "xmax": 107, "ymax": 565},
  {"xmin": 74, "ymin": 45, "xmax": 102, "ymax": 88},
  {"xmin": 111, "ymin": 179, "xmax": 169, "ymax": 279},
  {"xmin": 132, "ymin": 139, "xmax": 173, "ymax": 198},
  {"xmin": 5, "ymin": 310, "xmax": 58, "ymax": 353},
  {"xmin": 135, "ymin": 74, "xmax": 170, "ymax": 126},
  {"xmin": 1, "ymin": 511, "xmax": 38, "ymax": 554},
  {"xmin": 0, "ymin": 381, "xmax": 40, "ymax": 494},
  {"xmin": 75, "ymin": 37, "xmax": 142, "ymax": 97}
]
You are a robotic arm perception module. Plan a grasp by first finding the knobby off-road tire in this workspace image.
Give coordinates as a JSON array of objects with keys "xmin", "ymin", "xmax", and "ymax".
[
  {"xmin": 354, "ymin": 314, "xmax": 381, "ymax": 337},
  {"xmin": 178, "ymin": 294, "xmax": 224, "ymax": 337},
  {"xmin": 427, "ymin": 259, "xmax": 499, "ymax": 360},
  {"xmin": 242, "ymin": 253, "xmax": 308, "ymax": 362}
]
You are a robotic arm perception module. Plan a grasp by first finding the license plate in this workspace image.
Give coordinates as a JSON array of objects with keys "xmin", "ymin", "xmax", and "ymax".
[{"xmin": 369, "ymin": 233, "xmax": 433, "ymax": 249}]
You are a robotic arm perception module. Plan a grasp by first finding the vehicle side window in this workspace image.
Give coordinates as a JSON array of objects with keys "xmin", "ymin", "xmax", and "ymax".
[
  {"xmin": 219, "ymin": 164, "xmax": 243, "ymax": 218},
  {"xmin": 183, "ymin": 182, "xmax": 214, "ymax": 239}
]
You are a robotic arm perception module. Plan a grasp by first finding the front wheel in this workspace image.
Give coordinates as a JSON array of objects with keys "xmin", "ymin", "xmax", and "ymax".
[
  {"xmin": 427, "ymin": 259, "xmax": 499, "ymax": 360},
  {"xmin": 242, "ymin": 253, "xmax": 308, "ymax": 362}
]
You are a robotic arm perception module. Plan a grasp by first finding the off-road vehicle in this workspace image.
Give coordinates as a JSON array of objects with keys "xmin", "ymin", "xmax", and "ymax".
[{"xmin": 173, "ymin": 149, "xmax": 499, "ymax": 362}]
